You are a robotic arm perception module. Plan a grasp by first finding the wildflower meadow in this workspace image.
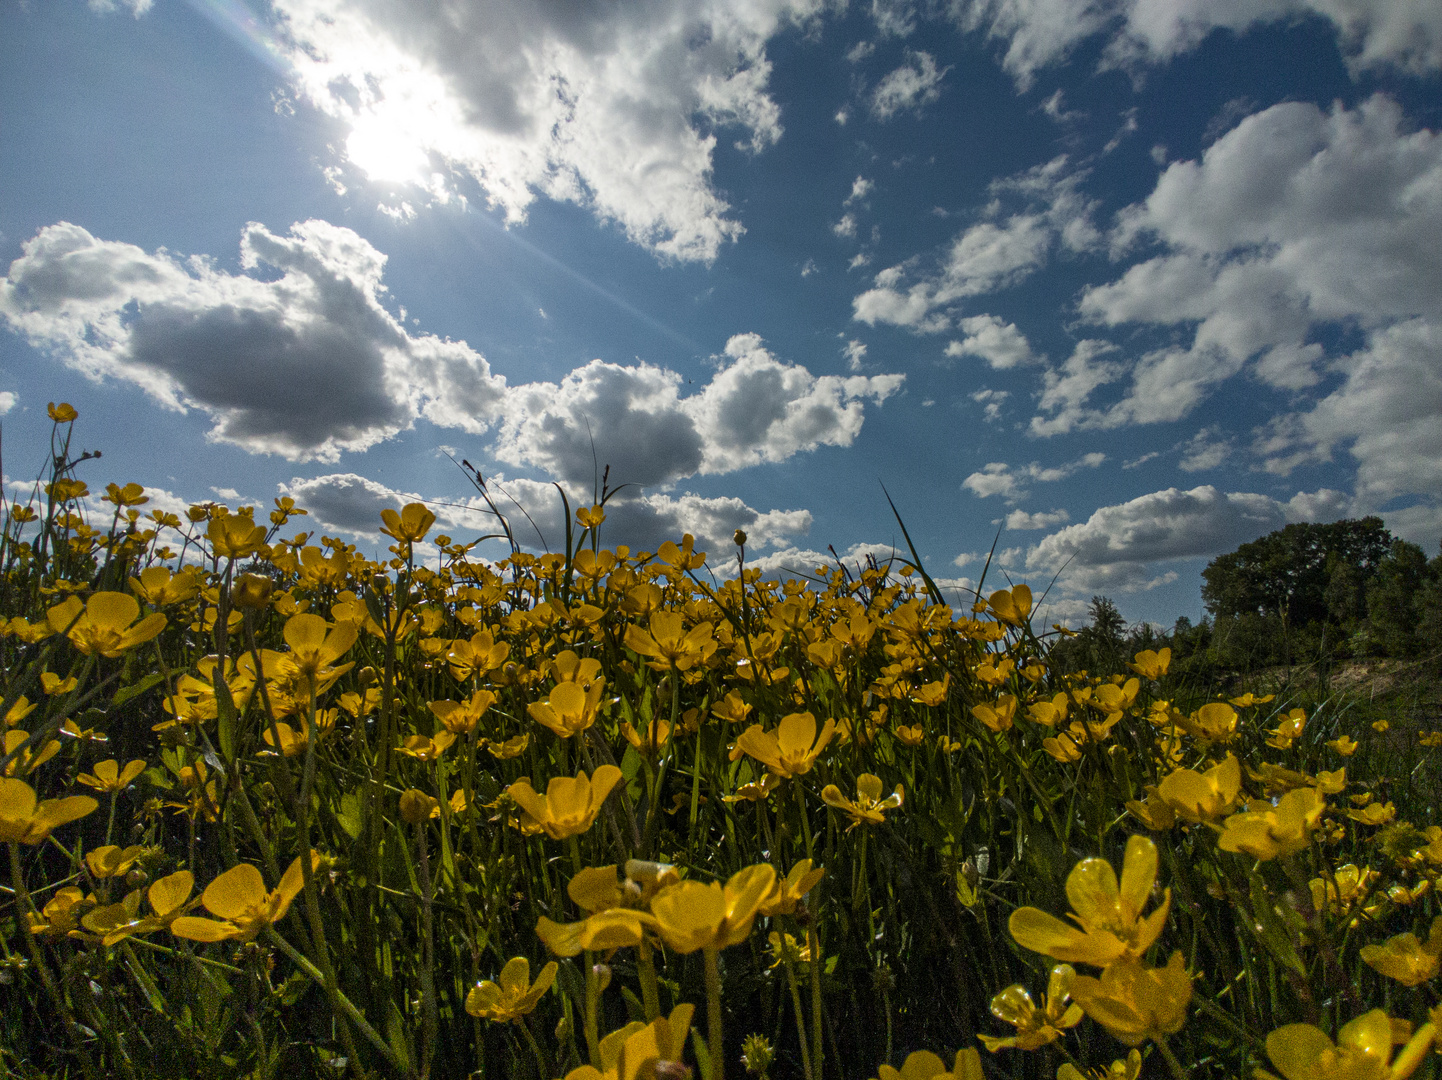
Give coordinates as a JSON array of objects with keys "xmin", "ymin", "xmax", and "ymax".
[{"xmin": 2, "ymin": 404, "xmax": 1439, "ymax": 1080}]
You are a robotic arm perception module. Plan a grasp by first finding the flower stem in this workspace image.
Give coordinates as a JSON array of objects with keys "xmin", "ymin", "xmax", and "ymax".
[
  {"xmin": 704, "ymin": 946, "xmax": 726, "ymax": 1080},
  {"xmin": 1153, "ymin": 1034, "xmax": 1190, "ymax": 1080}
]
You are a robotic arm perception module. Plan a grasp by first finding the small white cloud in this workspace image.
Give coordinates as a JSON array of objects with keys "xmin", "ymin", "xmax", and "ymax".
[
  {"xmin": 1005, "ymin": 508, "xmax": 1069, "ymax": 530},
  {"xmin": 847, "ymin": 41, "xmax": 876, "ymax": 63},
  {"xmin": 870, "ymin": 51, "xmax": 947, "ymax": 121},
  {"xmin": 943, "ymin": 314, "xmax": 1038, "ymax": 369},
  {"xmin": 0, "ymin": 392, "xmax": 15, "ymax": 415},
  {"xmin": 835, "ymin": 108, "xmax": 850, "ymax": 125},
  {"xmin": 970, "ymin": 387, "xmax": 1009, "ymax": 422},
  {"xmin": 846, "ymin": 176, "xmax": 875, "ymax": 205},
  {"xmin": 962, "ymin": 452, "xmax": 1105, "ymax": 503},
  {"xmin": 1039, "ymin": 89, "xmax": 1082, "ymax": 123},
  {"xmin": 842, "ymin": 339, "xmax": 868, "ymax": 371},
  {"xmin": 833, "ymin": 213, "xmax": 858, "ymax": 238},
  {"xmin": 848, "ymin": 252, "xmax": 872, "ymax": 270},
  {"xmin": 1150, "ymin": 144, "xmax": 1168, "ymax": 165},
  {"xmin": 800, "ymin": 258, "xmax": 818, "ymax": 277},
  {"xmin": 1122, "ymin": 451, "xmax": 1160, "ymax": 470},
  {"xmin": 1177, "ymin": 425, "xmax": 1232, "ymax": 472}
]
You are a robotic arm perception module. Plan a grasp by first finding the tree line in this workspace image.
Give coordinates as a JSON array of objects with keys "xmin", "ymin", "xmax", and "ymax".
[{"xmin": 1049, "ymin": 517, "xmax": 1442, "ymax": 679}]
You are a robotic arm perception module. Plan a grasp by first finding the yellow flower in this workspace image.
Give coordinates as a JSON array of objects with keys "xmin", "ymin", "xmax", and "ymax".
[
  {"xmin": 379, "ymin": 502, "xmax": 436, "ymax": 544},
  {"xmin": 1217, "ymin": 787, "xmax": 1326, "ymax": 860},
  {"xmin": 2, "ymin": 729, "xmax": 61, "ymax": 776},
  {"xmin": 399, "ymin": 789, "xmax": 441, "ymax": 825},
  {"xmin": 1372, "ymin": 720, "xmax": 1390, "ymax": 733},
  {"xmin": 1155, "ymin": 755, "xmax": 1243, "ymax": 823},
  {"xmin": 169, "ymin": 852, "xmax": 319, "ymax": 943},
  {"xmin": 895, "ymin": 723, "xmax": 926, "ymax": 746},
  {"xmin": 1068, "ymin": 952, "xmax": 1191, "ymax": 1046},
  {"xmin": 446, "ymin": 630, "xmax": 511, "ymax": 681},
  {"xmin": 711, "ymin": 690, "xmax": 753, "ymax": 726},
  {"xmin": 485, "ymin": 734, "xmax": 530, "ymax": 760},
  {"xmin": 529, "ymin": 680, "xmax": 605, "ymax": 739},
  {"xmin": 1128, "ymin": 648, "xmax": 1170, "ymax": 680},
  {"xmin": 30, "ymin": 885, "xmax": 93, "ymax": 938},
  {"xmin": 5, "ymin": 695, "xmax": 38, "ymax": 726},
  {"xmin": 1058, "ymin": 1050, "xmax": 1142, "ymax": 1080},
  {"xmin": 734, "ymin": 711, "xmax": 836, "ymax": 778},
  {"xmin": 623, "ymin": 611, "xmax": 717, "ymax": 671},
  {"xmin": 759, "ymin": 859, "xmax": 825, "ymax": 917},
  {"xmin": 820, "ymin": 773, "xmax": 903, "ymax": 830},
  {"xmin": 395, "ymin": 731, "xmax": 457, "ymax": 762},
  {"xmin": 649, "ymin": 864, "xmax": 776, "ymax": 954},
  {"xmin": 47, "ymin": 593, "xmax": 167, "ymax": 658},
  {"xmin": 978, "ymin": 964, "xmax": 1084, "ymax": 1051},
  {"xmin": 465, "ymin": 956, "xmax": 558, "ymax": 1022},
  {"xmin": 1359, "ymin": 917, "xmax": 1442, "ymax": 987},
  {"xmin": 40, "ymin": 672, "xmax": 78, "ymax": 697},
  {"xmin": 576, "ymin": 504, "xmax": 606, "ymax": 529},
  {"xmin": 1308, "ymin": 864, "xmax": 1381, "ymax": 917},
  {"xmin": 0, "ymin": 777, "xmax": 97, "ymax": 844},
  {"xmin": 1266, "ymin": 1009, "xmax": 1436, "ymax": 1080},
  {"xmin": 76, "ymin": 758, "xmax": 146, "ymax": 793},
  {"xmin": 972, "ymin": 695, "xmax": 1017, "ymax": 733},
  {"xmin": 875, "ymin": 1048, "xmax": 984, "ymax": 1080},
  {"xmin": 1347, "ymin": 801, "xmax": 1397, "ymax": 826},
  {"xmin": 723, "ymin": 773, "xmax": 782, "ymax": 804},
  {"xmin": 567, "ymin": 1005, "xmax": 697, "ymax": 1080},
  {"xmin": 48, "ymin": 401, "xmax": 78, "ymax": 422},
  {"xmin": 1178, "ymin": 702, "xmax": 1239, "ymax": 744},
  {"xmin": 207, "ymin": 513, "xmax": 267, "ymax": 560},
  {"xmin": 429, "ymin": 690, "xmax": 497, "ymax": 735},
  {"xmin": 1008, "ymin": 835, "xmax": 1171, "ymax": 967},
  {"xmin": 987, "ymin": 585, "xmax": 1032, "ymax": 626},
  {"xmin": 85, "ymin": 844, "xmax": 147, "ymax": 879},
  {"xmin": 1042, "ymin": 731, "xmax": 1084, "ymax": 763},
  {"xmin": 261, "ymin": 722, "xmax": 309, "ymax": 758},
  {"xmin": 507, "ymin": 766, "xmax": 623, "ymax": 841},
  {"xmin": 82, "ymin": 870, "xmax": 197, "ymax": 945},
  {"xmin": 283, "ymin": 612, "xmax": 357, "ymax": 682}
]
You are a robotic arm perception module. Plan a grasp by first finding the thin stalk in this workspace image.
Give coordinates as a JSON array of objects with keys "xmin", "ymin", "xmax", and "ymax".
[
  {"xmin": 637, "ymin": 938, "xmax": 662, "ymax": 1022},
  {"xmin": 704, "ymin": 946, "xmax": 726, "ymax": 1080},
  {"xmin": 782, "ymin": 955, "xmax": 814, "ymax": 1080}
]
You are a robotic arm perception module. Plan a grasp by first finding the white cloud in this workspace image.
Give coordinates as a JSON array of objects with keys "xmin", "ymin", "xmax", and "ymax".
[
  {"xmin": 1024, "ymin": 484, "xmax": 1352, "ymax": 592},
  {"xmin": 842, "ymin": 339, "xmax": 868, "ymax": 371},
  {"xmin": 288, "ymin": 471, "xmax": 813, "ymax": 556},
  {"xmin": 950, "ymin": 0, "xmax": 1442, "ymax": 90},
  {"xmin": 832, "ymin": 213, "xmax": 858, "ymax": 238},
  {"xmin": 493, "ymin": 333, "xmax": 903, "ymax": 488},
  {"xmin": 269, "ymin": 0, "xmax": 822, "ymax": 263},
  {"xmin": 847, "ymin": 252, "xmax": 872, "ymax": 270},
  {"xmin": 944, "ymin": 315, "xmax": 1038, "ymax": 368},
  {"xmin": 846, "ymin": 41, "xmax": 876, "ymax": 62},
  {"xmin": 1028, "ymin": 340, "xmax": 1125, "ymax": 436},
  {"xmin": 852, "ymin": 156, "xmax": 1098, "ymax": 332},
  {"xmin": 962, "ymin": 452, "xmax": 1105, "ymax": 503},
  {"xmin": 846, "ymin": 177, "xmax": 875, "ymax": 205},
  {"xmin": 1177, "ymin": 425, "xmax": 1232, "ymax": 472},
  {"xmin": 869, "ymin": 51, "xmax": 947, "ymax": 121},
  {"xmin": 1073, "ymin": 95, "xmax": 1442, "ymax": 511},
  {"xmin": 970, "ymin": 387, "xmax": 1009, "ymax": 422},
  {"xmin": 88, "ymin": 0, "xmax": 152, "ymax": 15},
  {"xmin": 0, "ymin": 392, "xmax": 15, "ymax": 415},
  {"xmin": 0, "ymin": 220, "xmax": 508, "ymax": 462},
  {"xmin": 1005, "ymin": 508, "xmax": 1069, "ymax": 529}
]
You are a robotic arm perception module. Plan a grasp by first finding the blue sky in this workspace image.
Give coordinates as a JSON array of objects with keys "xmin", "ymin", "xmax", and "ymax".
[{"xmin": 2, "ymin": 0, "xmax": 1440, "ymax": 627}]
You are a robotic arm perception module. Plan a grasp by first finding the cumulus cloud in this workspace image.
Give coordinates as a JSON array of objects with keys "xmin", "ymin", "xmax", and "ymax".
[
  {"xmin": 1005, "ymin": 508, "xmax": 1069, "ymax": 530},
  {"xmin": 1070, "ymin": 96, "xmax": 1442, "ymax": 518},
  {"xmin": 962, "ymin": 452, "xmax": 1106, "ymax": 503},
  {"xmin": 944, "ymin": 315, "xmax": 1038, "ymax": 368},
  {"xmin": 950, "ymin": 0, "xmax": 1442, "ymax": 90},
  {"xmin": 1024, "ymin": 484, "xmax": 1352, "ymax": 592},
  {"xmin": 268, "ymin": 0, "xmax": 822, "ymax": 263},
  {"xmin": 852, "ymin": 156, "xmax": 1098, "ymax": 332},
  {"xmin": 0, "ymin": 220, "xmax": 507, "ymax": 462},
  {"xmin": 833, "ymin": 213, "xmax": 858, "ymax": 239},
  {"xmin": 0, "ymin": 392, "xmax": 15, "ymax": 415},
  {"xmin": 970, "ymin": 387, "xmax": 1009, "ymax": 422},
  {"xmin": 869, "ymin": 51, "xmax": 947, "ymax": 120},
  {"xmin": 842, "ymin": 339, "xmax": 868, "ymax": 371},
  {"xmin": 2, "ymin": 224, "xmax": 902, "ymax": 496},
  {"xmin": 1177, "ymin": 425, "xmax": 1232, "ymax": 472},
  {"xmin": 287, "ymin": 472, "xmax": 812, "ymax": 556},
  {"xmin": 492, "ymin": 333, "xmax": 903, "ymax": 488}
]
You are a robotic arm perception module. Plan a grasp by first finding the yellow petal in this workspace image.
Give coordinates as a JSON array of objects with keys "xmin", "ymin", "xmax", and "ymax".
[{"xmin": 202, "ymin": 864, "xmax": 267, "ymax": 920}]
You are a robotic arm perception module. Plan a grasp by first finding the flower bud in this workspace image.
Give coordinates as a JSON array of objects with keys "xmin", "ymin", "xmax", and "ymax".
[
  {"xmin": 230, "ymin": 573, "xmax": 274, "ymax": 610},
  {"xmin": 592, "ymin": 963, "xmax": 612, "ymax": 993},
  {"xmin": 399, "ymin": 788, "xmax": 439, "ymax": 825},
  {"xmin": 740, "ymin": 1034, "xmax": 773, "ymax": 1077},
  {"xmin": 733, "ymin": 529, "xmax": 747, "ymax": 547}
]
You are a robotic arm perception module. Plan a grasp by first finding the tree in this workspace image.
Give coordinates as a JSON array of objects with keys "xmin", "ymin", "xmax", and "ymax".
[
  {"xmin": 1368, "ymin": 540, "xmax": 1433, "ymax": 658},
  {"xmin": 1201, "ymin": 518, "xmax": 1393, "ymax": 626}
]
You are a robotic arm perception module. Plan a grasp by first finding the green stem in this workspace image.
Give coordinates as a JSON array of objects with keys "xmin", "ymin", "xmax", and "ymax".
[
  {"xmin": 637, "ymin": 937, "xmax": 662, "ymax": 1022},
  {"xmin": 783, "ymin": 956, "xmax": 814, "ymax": 1080},
  {"xmin": 517, "ymin": 1016, "xmax": 550, "ymax": 1080},
  {"xmin": 808, "ymin": 923, "xmax": 823, "ymax": 1080},
  {"xmin": 793, "ymin": 781, "xmax": 814, "ymax": 862},
  {"xmin": 704, "ymin": 946, "xmax": 726, "ymax": 1080},
  {"xmin": 584, "ymin": 949, "xmax": 602, "ymax": 1068},
  {"xmin": 1153, "ymin": 1034, "xmax": 1190, "ymax": 1080}
]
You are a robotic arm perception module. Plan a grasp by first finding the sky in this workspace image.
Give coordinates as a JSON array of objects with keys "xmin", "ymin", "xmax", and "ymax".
[{"xmin": 2, "ymin": 0, "xmax": 1440, "ymax": 628}]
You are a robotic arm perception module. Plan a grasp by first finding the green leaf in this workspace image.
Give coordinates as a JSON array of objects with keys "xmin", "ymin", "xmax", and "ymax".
[
  {"xmin": 337, "ymin": 790, "xmax": 363, "ymax": 840},
  {"xmin": 111, "ymin": 671, "xmax": 163, "ymax": 708}
]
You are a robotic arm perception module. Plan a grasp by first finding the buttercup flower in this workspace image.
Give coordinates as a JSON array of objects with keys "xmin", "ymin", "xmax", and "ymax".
[
  {"xmin": 759, "ymin": 859, "xmax": 825, "ymax": 917},
  {"xmin": 978, "ymin": 964, "xmax": 1084, "ymax": 1051},
  {"xmin": 77, "ymin": 758, "xmax": 146, "ymax": 793},
  {"xmin": 1155, "ymin": 755, "xmax": 1243, "ymax": 823},
  {"xmin": 464, "ymin": 956, "xmax": 558, "ymax": 1022},
  {"xmin": 379, "ymin": 502, "xmax": 436, "ymax": 544},
  {"xmin": 1218, "ymin": 787, "xmax": 1326, "ymax": 860},
  {"xmin": 169, "ymin": 852, "xmax": 319, "ymax": 942},
  {"xmin": 821, "ymin": 773, "xmax": 904, "ymax": 830},
  {"xmin": 1266, "ymin": 1009, "xmax": 1436, "ymax": 1080},
  {"xmin": 972, "ymin": 695, "xmax": 1017, "ymax": 733},
  {"xmin": 508, "ymin": 766, "xmax": 623, "ymax": 840},
  {"xmin": 874, "ymin": 1048, "xmax": 984, "ymax": 1080},
  {"xmin": 735, "ymin": 712, "xmax": 836, "ymax": 778},
  {"xmin": 1058, "ymin": 1050, "xmax": 1142, "ymax": 1080},
  {"xmin": 987, "ymin": 585, "xmax": 1032, "ymax": 626},
  {"xmin": 0, "ymin": 777, "xmax": 97, "ymax": 844},
  {"xmin": 47, "ymin": 593, "xmax": 167, "ymax": 658},
  {"xmin": 1128, "ymin": 648, "xmax": 1170, "ymax": 680},
  {"xmin": 1359, "ymin": 917, "xmax": 1442, "ymax": 987},
  {"xmin": 529, "ymin": 680, "xmax": 605, "ymax": 739},
  {"xmin": 649, "ymin": 864, "xmax": 776, "ymax": 954},
  {"xmin": 82, "ymin": 870, "xmax": 197, "ymax": 945},
  {"xmin": 624, "ymin": 611, "xmax": 717, "ymax": 671},
  {"xmin": 283, "ymin": 612, "xmax": 357, "ymax": 682},
  {"xmin": 1009, "ymin": 835, "xmax": 1171, "ymax": 967},
  {"xmin": 1068, "ymin": 952, "xmax": 1192, "ymax": 1046}
]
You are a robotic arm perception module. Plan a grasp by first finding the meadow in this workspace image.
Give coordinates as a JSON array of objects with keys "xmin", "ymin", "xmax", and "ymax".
[{"xmin": 2, "ymin": 404, "xmax": 1439, "ymax": 1080}]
